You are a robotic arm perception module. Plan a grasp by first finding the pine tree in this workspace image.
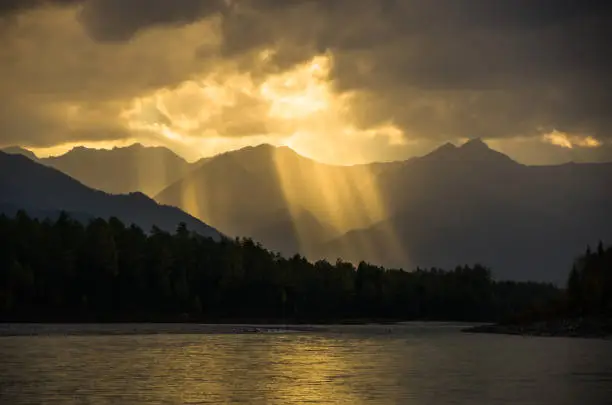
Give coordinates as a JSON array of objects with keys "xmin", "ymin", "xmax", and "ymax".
[
  {"xmin": 567, "ymin": 264, "xmax": 582, "ymax": 313},
  {"xmin": 597, "ymin": 240, "xmax": 604, "ymax": 256}
]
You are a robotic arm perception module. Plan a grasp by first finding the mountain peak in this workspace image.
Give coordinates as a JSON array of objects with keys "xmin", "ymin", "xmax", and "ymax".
[
  {"xmin": 460, "ymin": 137, "xmax": 489, "ymax": 150},
  {"xmin": 435, "ymin": 142, "xmax": 458, "ymax": 153},
  {"xmin": 418, "ymin": 138, "xmax": 517, "ymax": 166},
  {"xmin": 230, "ymin": 143, "xmax": 299, "ymax": 159},
  {"xmin": 420, "ymin": 142, "xmax": 457, "ymax": 161},
  {"xmin": 228, "ymin": 143, "xmax": 275, "ymax": 155},
  {"xmin": 1, "ymin": 146, "xmax": 38, "ymax": 161},
  {"xmin": 120, "ymin": 143, "xmax": 146, "ymax": 150},
  {"xmin": 457, "ymin": 138, "xmax": 518, "ymax": 165},
  {"xmin": 253, "ymin": 143, "xmax": 277, "ymax": 150}
]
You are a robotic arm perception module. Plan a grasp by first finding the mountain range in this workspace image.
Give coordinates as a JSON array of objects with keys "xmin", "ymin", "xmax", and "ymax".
[
  {"xmin": 0, "ymin": 151, "xmax": 222, "ymax": 240},
  {"xmin": 320, "ymin": 140, "xmax": 612, "ymax": 281},
  {"xmin": 3, "ymin": 140, "xmax": 611, "ymax": 282},
  {"xmin": 41, "ymin": 144, "xmax": 193, "ymax": 196}
]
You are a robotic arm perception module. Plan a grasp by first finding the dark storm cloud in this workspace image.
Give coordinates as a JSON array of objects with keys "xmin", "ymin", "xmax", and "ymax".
[
  {"xmin": 217, "ymin": 0, "xmax": 612, "ymax": 141},
  {"xmin": 0, "ymin": 0, "xmax": 232, "ymax": 149},
  {"xmin": 78, "ymin": 0, "xmax": 227, "ymax": 41},
  {"xmin": 0, "ymin": 0, "xmax": 81, "ymax": 15},
  {"xmin": 0, "ymin": 0, "xmax": 228, "ymax": 41},
  {"xmin": 2, "ymin": 0, "xmax": 611, "ymax": 159},
  {"xmin": 0, "ymin": 0, "xmax": 316, "ymax": 42}
]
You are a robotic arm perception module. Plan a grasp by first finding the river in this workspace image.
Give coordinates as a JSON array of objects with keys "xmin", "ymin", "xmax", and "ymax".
[{"xmin": 0, "ymin": 323, "xmax": 610, "ymax": 404}]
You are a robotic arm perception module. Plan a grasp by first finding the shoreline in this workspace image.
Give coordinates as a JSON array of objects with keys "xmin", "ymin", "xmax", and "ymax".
[
  {"xmin": 462, "ymin": 317, "xmax": 612, "ymax": 340},
  {"xmin": 0, "ymin": 317, "xmax": 405, "ymax": 325},
  {"xmin": 0, "ymin": 320, "xmax": 476, "ymax": 337}
]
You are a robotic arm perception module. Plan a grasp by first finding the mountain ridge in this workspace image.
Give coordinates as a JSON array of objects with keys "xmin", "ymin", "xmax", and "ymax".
[{"xmin": 1, "ymin": 146, "xmax": 39, "ymax": 161}]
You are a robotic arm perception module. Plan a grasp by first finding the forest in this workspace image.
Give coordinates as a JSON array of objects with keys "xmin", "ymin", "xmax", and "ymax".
[
  {"xmin": 565, "ymin": 243, "xmax": 612, "ymax": 317},
  {"xmin": 465, "ymin": 242, "xmax": 612, "ymax": 337},
  {"xmin": 0, "ymin": 211, "xmax": 576, "ymax": 323}
]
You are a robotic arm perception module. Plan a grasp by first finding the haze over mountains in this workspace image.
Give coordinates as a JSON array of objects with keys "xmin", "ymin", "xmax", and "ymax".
[
  {"xmin": 154, "ymin": 144, "xmax": 389, "ymax": 256},
  {"xmin": 321, "ymin": 140, "xmax": 612, "ymax": 282},
  {"xmin": 0, "ymin": 151, "xmax": 221, "ymax": 240},
  {"xmin": 2, "ymin": 144, "xmax": 192, "ymax": 196},
  {"xmin": 40, "ymin": 144, "xmax": 193, "ymax": 196},
  {"xmin": 3, "ymin": 140, "xmax": 611, "ymax": 282},
  {"xmin": 153, "ymin": 139, "xmax": 612, "ymax": 282}
]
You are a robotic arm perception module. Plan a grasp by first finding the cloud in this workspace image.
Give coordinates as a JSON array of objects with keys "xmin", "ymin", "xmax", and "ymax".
[
  {"xmin": 0, "ymin": 97, "xmax": 130, "ymax": 147},
  {"xmin": 78, "ymin": 0, "xmax": 227, "ymax": 41},
  {"xmin": 0, "ymin": 6, "xmax": 224, "ymax": 148},
  {"xmin": 488, "ymin": 135, "xmax": 612, "ymax": 165},
  {"xmin": 1, "ymin": 0, "xmax": 611, "ymax": 164},
  {"xmin": 0, "ymin": 0, "xmax": 81, "ymax": 16},
  {"xmin": 216, "ymin": 0, "xmax": 612, "ymax": 142},
  {"xmin": 0, "ymin": 1, "xmax": 226, "ymax": 40},
  {"xmin": 542, "ymin": 130, "xmax": 602, "ymax": 149}
]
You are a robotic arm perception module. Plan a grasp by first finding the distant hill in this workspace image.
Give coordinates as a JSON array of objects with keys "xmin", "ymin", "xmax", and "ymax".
[
  {"xmin": 0, "ymin": 151, "xmax": 222, "ymax": 240},
  {"xmin": 40, "ymin": 144, "xmax": 191, "ymax": 196}
]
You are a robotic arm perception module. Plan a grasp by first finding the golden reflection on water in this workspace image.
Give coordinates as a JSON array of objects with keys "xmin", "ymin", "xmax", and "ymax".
[
  {"xmin": 149, "ymin": 335, "xmax": 395, "ymax": 404},
  {"xmin": 0, "ymin": 327, "xmax": 611, "ymax": 405},
  {"xmin": 1, "ymin": 334, "xmax": 400, "ymax": 404}
]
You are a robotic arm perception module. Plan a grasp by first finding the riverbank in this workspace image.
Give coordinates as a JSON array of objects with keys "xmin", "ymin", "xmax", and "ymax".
[
  {"xmin": 0, "ymin": 314, "xmax": 407, "ymax": 325},
  {"xmin": 462, "ymin": 317, "xmax": 612, "ymax": 339},
  {"xmin": 0, "ymin": 321, "xmax": 475, "ymax": 337}
]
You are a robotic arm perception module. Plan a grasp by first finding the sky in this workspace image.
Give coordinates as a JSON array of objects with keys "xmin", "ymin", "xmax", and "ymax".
[{"xmin": 1, "ymin": 0, "xmax": 611, "ymax": 165}]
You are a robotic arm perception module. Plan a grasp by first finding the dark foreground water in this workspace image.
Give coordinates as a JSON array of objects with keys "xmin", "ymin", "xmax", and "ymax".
[{"xmin": 0, "ymin": 323, "xmax": 611, "ymax": 404}]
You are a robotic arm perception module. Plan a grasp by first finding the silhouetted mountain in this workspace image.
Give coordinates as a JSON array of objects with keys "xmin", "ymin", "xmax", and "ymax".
[
  {"xmin": 319, "ymin": 140, "xmax": 612, "ymax": 282},
  {"xmin": 0, "ymin": 151, "xmax": 221, "ymax": 240},
  {"xmin": 41, "ymin": 143, "xmax": 191, "ymax": 196},
  {"xmin": 1, "ymin": 146, "xmax": 38, "ymax": 161}
]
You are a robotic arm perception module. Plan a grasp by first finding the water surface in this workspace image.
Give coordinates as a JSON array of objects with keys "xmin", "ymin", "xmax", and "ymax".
[{"xmin": 1, "ymin": 323, "xmax": 610, "ymax": 404}]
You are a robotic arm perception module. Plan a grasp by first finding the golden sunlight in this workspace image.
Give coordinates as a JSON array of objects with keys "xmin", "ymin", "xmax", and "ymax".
[
  {"xmin": 119, "ymin": 51, "xmax": 407, "ymax": 261},
  {"xmin": 260, "ymin": 55, "xmax": 331, "ymax": 119},
  {"xmin": 121, "ymin": 52, "xmax": 406, "ymax": 165}
]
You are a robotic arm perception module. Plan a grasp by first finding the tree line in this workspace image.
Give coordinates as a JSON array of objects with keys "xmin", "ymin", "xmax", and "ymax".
[
  {"xmin": 493, "ymin": 242, "xmax": 611, "ymax": 331},
  {"xmin": 566, "ymin": 242, "xmax": 612, "ymax": 317},
  {"xmin": 0, "ymin": 211, "xmax": 563, "ymax": 323}
]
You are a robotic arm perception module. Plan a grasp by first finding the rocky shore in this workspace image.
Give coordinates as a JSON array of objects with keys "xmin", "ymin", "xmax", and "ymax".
[{"xmin": 462, "ymin": 317, "xmax": 612, "ymax": 339}]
